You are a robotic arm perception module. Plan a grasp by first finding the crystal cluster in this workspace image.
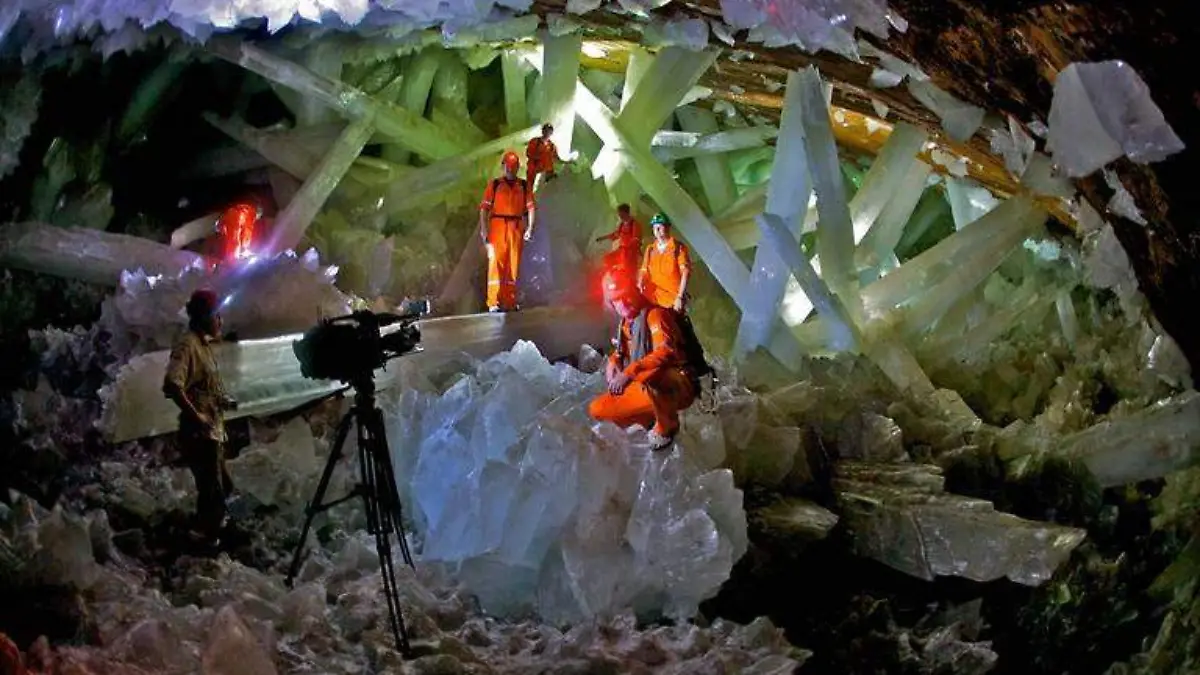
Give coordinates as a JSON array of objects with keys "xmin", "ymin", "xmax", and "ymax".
[
  {"xmin": 717, "ymin": 0, "xmax": 901, "ymax": 58},
  {"xmin": 387, "ymin": 340, "xmax": 749, "ymax": 622},
  {"xmin": 0, "ymin": 70, "xmax": 41, "ymax": 180}
]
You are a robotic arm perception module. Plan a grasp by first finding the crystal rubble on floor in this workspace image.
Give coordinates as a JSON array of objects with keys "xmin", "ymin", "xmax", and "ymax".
[
  {"xmin": 0, "ymin": 221, "xmax": 206, "ymax": 287},
  {"xmin": 833, "ymin": 461, "xmax": 1086, "ymax": 585},
  {"xmin": 389, "ymin": 340, "xmax": 750, "ymax": 622},
  {"xmin": 100, "ymin": 305, "xmax": 610, "ymax": 443},
  {"xmin": 1047, "ymin": 60, "xmax": 1185, "ymax": 177}
]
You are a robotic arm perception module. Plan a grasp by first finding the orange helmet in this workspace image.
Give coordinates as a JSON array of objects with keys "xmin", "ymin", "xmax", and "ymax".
[
  {"xmin": 602, "ymin": 271, "xmax": 640, "ymax": 305},
  {"xmin": 502, "ymin": 151, "xmax": 520, "ymax": 170}
]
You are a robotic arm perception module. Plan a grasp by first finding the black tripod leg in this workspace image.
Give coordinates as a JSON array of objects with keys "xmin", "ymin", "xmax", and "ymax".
[
  {"xmin": 367, "ymin": 407, "xmax": 415, "ymax": 569},
  {"xmin": 357, "ymin": 409, "xmax": 413, "ymax": 655},
  {"xmin": 286, "ymin": 410, "xmax": 355, "ymax": 587}
]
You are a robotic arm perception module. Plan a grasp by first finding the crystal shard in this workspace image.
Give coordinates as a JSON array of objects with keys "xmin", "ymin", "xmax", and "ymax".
[
  {"xmin": 907, "ymin": 79, "xmax": 985, "ymax": 143},
  {"xmin": 1062, "ymin": 392, "xmax": 1200, "ymax": 487},
  {"xmin": 675, "ymin": 106, "xmax": 737, "ymax": 214},
  {"xmin": 1047, "ymin": 61, "xmax": 1185, "ymax": 177},
  {"xmin": 834, "ymin": 462, "xmax": 1086, "ymax": 585}
]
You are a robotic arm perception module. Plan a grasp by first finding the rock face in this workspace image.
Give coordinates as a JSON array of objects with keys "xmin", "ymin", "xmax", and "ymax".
[
  {"xmin": 834, "ymin": 462, "xmax": 1087, "ymax": 586},
  {"xmin": 388, "ymin": 340, "xmax": 749, "ymax": 623}
]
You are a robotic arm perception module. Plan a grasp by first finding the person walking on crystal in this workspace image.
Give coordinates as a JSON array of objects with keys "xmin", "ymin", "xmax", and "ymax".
[
  {"xmin": 639, "ymin": 212, "xmax": 691, "ymax": 312},
  {"xmin": 589, "ymin": 271, "xmax": 698, "ymax": 450},
  {"xmin": 596, "ymin": 203, "xmax": 643, "ymax": 290},
  {"xmin": 479, "ymin": 151, "xmax": 536, "ymax": 312},
  {"xmin": 162, "ymin": 290, "xmax": 238, "ymax": 544},
  {"xmin": 525, "ymin": 123, "xmax": 559, "ymax": 190}
]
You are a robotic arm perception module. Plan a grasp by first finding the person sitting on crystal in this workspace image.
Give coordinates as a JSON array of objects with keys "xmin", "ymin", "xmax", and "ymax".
[
  {"xmin": 589, "ymin": 272, "xmax": 698, "ymax": 450},
  {"xmin": 639, "ymin": 212, "xmax": 691, "ymax": 313},
  {"xmin": 162, "ymin": 290, "xmax": 238, "ymax": 544},
  {"xmin": 525, "ymin": 123, "xmax": 560, "ymax": 190}
]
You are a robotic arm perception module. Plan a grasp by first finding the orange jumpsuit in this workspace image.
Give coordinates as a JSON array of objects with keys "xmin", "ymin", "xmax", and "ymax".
[
  {"xmin": 601, "ymin": 217, "xmax": 643, "ymax": 289},
  {"xmin": 525, "ymin": 137, "xmax": 557, "ymax": 186},
  {"xmin": 588, "ymin": 306, "xmax": 696, "ymax": 436},
  {"xmin": 480, "ymin": 177, "xmax": 535, "ymax": 310},
  {"xmin": 217, "ymin": 203, "xmax": 257, "ymax": 260},
  {"xmin": 640, "ymin": 237, "xmax": 691, "ymax": 309}
]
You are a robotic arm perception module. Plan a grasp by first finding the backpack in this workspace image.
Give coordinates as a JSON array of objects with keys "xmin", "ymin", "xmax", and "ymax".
[{"xmin": 491, "ymin": 178, "xmax": 529, "ymax": 215}]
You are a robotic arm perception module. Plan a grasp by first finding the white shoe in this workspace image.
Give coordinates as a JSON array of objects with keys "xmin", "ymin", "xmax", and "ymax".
[
  {"xmin": 488, "ymin": 306, "xmax": 501, "ymax": 313},
  {"xmin": 647, "ymin": 430, "xmax": 674, "ymax": 451}
]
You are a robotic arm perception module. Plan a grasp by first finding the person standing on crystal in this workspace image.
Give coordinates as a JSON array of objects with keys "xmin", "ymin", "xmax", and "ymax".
[
  {"xmin": 525, "ymin": 123, "xmax": 560, "ymax": 190},
  {"xmin": 479, "ymin": 151, "xmax": 536, "ymax": 312},
  {"xmin": 639, "ymin": 212, "xmax": 691, "ymax": 312},
  {"xmin": 589, "ymin": 272, "xmax": 697, "ymax": 450},
  {"xmin": 162, "ymin": 290, "xmax": 238, "ymax": 544},
  {"xmin": 596, "ymin": 203, "xmax": 643, "ymax": 279},
  {"xmin": 216, "ymin": 200, "xmax": 261, "ymax": 261}
]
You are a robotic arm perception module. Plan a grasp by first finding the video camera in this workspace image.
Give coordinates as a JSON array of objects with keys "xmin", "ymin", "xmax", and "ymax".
[{"xmin": 292, "ymin": 299, "xmax": 431, "ymax": 384}]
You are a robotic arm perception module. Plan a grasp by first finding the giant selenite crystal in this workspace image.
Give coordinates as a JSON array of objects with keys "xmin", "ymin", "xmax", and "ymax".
[
  {"xmin": 389, "ymin": 340, "xmax": 748, "ymax": 622},
  {"xmin": 1047, "ymin": 61, "xmax": 1185, "ymax": 177},
  {"xmin": 101, "ymin": 306, "xmax": 610, "ymax": 442},
  {"xmin": 834, "ymin": 462, "xmax": 1086, "ymax": 585}
]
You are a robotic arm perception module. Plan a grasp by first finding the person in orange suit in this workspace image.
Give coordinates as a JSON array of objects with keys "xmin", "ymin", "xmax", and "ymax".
[
  {"xmin": 596, "ymin": 203, "xmax": 643, "ymax": 290},
  {"xmin": 479, "ymin": 151, "xmax": 536, "ymax": 312},
  {"xmin": 525, "ymin": 123, "xmax": 559, "ymax": 189},
  {"xmin": 216, "ymin": 201, "xmax": 261, "ymax": 261},
  {"xmin": 588, "ymin": 272, "xmax": 697, "ymax": 450},
  {"xmin": 639, "ymin": 212, "xmax": 691, "ymax": 313}
]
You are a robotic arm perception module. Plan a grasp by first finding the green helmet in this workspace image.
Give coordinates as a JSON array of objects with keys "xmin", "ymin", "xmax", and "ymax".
[{"xmin": 649, "ymin": 212, "xmax": 671, "ymax": 227}]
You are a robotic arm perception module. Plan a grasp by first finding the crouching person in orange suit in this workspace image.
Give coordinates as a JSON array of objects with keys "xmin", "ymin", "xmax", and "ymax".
[{"xmin": 588, "ymin": 273, "xmax": 697, "ymax": 450}]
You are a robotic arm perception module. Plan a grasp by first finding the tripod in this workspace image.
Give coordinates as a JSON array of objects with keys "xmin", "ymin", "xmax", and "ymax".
[{"xmin": 285, "ymin": 377, "xmax": 415, "ymax": 656}]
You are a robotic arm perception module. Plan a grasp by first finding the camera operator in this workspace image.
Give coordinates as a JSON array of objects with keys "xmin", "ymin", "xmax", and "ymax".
[{"xmin": 162, "ymin": 289, "xmax": 238, "ymax": 545}]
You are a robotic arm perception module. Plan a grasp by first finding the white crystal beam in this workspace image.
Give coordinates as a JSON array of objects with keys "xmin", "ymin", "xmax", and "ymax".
[
  {"xmin": 800, "ymin": 67, "xmax": 857, "ymax": 303},
  {"xmin": 541, "ymin": 33, "xmax": 583, "ymax": 158},
  {"xmin": 502, "ymin": 51, "xmax": 529, "ymax": 132},
  {"xmin": 732, "ymin": 70, "xmax": 813, "ymax": 360},
  {"xmin": 866, "ymin": 196, "xmax": 1047, "ymax": 329},
  {"xmin": 170, "ymin": 211, "xmax": 222, "ymax": 249},
  {"xmin": 651, "ymin": 126, "xmax": 778, "ymax": 162},
  {"xmin": 208, "ymin": 39, "xmax": 469, "ymax": 161},
  {"xmin": 384, "ymin": 49, "xmax": 442, "ymax": 166},
  {"xmin": 384, "ymin": 125, "xmax": 542, "ymax": 215},
  {"xmin": 563, "ymin": 76, "xmax": 807, "ymax": 365},
  {"xmin": 1061, "ymin": 392, "xmax": 1200, "ymax": 487},
  {"xmin": 0, "ymin": 222, "xmax": 204, "ymax": 286},
  {"xmin": 100, "ymin": 305, "xmax": 611, "ymax": 443},
  {"xmin": 675, "ymin": 106, "xmax": 737, "ymax": 213},
  {"xmin": 270, "ymin": 115, "xmax": 375, "ymax": 253}
]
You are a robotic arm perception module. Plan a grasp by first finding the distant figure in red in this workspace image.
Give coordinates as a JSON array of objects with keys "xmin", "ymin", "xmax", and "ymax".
[
  {"xmin": 217, "ymin": 202, "xmax": 261, "ymax": 261},
  {"xmin": 596, "ymin": 203, "xmax": 643, "ymax": 291}
]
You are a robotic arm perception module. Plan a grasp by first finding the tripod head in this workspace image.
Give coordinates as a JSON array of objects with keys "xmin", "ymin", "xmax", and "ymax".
[{"xmin": 292, "ymin": 299, "xmax": 430, "ymax": 386}]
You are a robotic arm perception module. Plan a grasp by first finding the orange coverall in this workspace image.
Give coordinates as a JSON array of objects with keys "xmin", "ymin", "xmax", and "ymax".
[
  {"xmin": 601, "ymin": 217, "xmax": 643, "ymax": 286},
  {"xmin": 217, "ymin": 203, "xmax": 257, "ymax": 260},
  {"xmin": 480, "ymin": 178, "xmax": 535, "ymax": 309},
  {"xmin": 588, "ymin": 306, "xmax": 696, "ymax": 436},
  {"xmin": 525, "ymin": 137, "xmax": 558, "ymax": 185},
  {"xmin": 640, "ymin": 237, "xmax": 692, "ymax": 309}
]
